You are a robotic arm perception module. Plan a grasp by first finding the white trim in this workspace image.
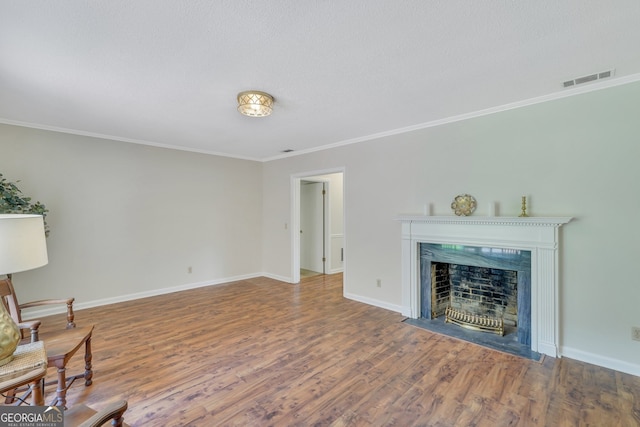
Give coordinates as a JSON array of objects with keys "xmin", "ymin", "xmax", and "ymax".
[
  {"xmin": 0, "ymin": 118, "xmax": 260, "ymax": 162},
  {"xmin": 344, "ymin": 291, "xmax": 403, "ymax": 314},
  {"xmin": 4, "ymin": 74, "xmax": 639, "ymax": 163},
  {"xmin": 21, "ymin": 272, "xmax": 264, "ymax": 320},
  {"xmin": 262, "ymin": 272, "xmax": 295, "ymax": 283},
  {"xmin": 394, "ymin": 215, "xmax": 573, "ymax": 227},
  {"xmin": 263, "ymin": 73, "xmax": 640, "ymax": 162},
  {"xmin": 561, "ymin": 346, "xmax": 640, "ymax": 377}
]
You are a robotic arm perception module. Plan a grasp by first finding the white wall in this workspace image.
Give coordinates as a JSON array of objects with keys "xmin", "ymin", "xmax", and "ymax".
[
  {"xmin": 261, "ymin": 81, "xmax": 640, "ymax": 376},
  {"xmin": 1, "ymin": 81, "xmax": 639, "ymax": 377},
  {"xmin": 0, "ymin": 124, "xmax": 263, "ymax": 310}
]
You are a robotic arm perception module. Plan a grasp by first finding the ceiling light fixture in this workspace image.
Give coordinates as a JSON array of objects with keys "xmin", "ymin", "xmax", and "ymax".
[{"xmin": 237, "ymin": 90, "xmax": 274, "ymax": 117}]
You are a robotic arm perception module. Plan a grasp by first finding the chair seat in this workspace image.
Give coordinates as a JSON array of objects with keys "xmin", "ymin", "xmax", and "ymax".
[
  {"xmin": 0, "ymin": 341, "xmax": 47, "ymax": 405},
  {"xmin": 0, "ymin": 341, "xmax": 46, "ymax": 384}
]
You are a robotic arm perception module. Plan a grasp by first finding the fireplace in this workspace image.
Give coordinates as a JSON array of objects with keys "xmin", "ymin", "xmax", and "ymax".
[
  {"xmin": 420, "ymin": 244, "xmax": 530, "ymax": 345},
  {"xmin": 396, "ymin": 215, "xmax": 571, "ymax": 357}
]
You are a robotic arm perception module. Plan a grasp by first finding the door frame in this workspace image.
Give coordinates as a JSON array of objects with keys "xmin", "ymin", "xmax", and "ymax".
[{"xmin": 291, "ymin": 167, "xmax": 345, "ymax": 284}]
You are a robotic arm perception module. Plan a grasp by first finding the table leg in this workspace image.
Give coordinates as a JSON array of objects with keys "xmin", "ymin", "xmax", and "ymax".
[{"xmin": 54, "ymin": 366, "xmax": 66, "ymax": 408}]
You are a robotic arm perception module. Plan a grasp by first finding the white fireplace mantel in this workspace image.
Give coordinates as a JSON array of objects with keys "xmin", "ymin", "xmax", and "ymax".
[{"xmin": 395, "ymin": 215, "xmax": 572, "ymax": 357}]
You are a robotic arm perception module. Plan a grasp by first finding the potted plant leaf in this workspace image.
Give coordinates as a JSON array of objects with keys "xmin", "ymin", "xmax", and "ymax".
[{"xmin": 0, "ymin": 173, "xmax": 49, "ymax": 236}]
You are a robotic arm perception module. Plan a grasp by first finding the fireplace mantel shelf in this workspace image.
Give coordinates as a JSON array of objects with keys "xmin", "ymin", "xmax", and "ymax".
[{"xmin": 395, "ymin": 215, "xmax": 572, "ymax": 227}]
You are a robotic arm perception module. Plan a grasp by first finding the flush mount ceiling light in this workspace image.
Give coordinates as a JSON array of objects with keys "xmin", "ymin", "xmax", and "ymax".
[{"xmin": 237, "ymin": 90, "xmax": 274, "ymax": 117}]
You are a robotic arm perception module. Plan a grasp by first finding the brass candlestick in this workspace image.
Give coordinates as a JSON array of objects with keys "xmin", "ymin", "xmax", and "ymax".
[{"xmin": 519, "ymin": 196, "xmax": 528, "ymax": 217}]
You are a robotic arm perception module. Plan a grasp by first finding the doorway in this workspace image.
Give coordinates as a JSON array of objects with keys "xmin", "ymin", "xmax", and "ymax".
[{"xmin": 291, "ymin": 170, "xmax": 344, "ymax": 284}]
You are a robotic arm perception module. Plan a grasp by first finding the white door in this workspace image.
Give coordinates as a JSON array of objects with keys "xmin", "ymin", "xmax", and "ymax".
[{"xmin": 300, "ymin": 181, "xmax": 325, "ymax": 274}]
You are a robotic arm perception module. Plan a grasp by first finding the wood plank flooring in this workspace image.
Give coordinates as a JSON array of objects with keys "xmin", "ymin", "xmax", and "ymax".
[{"xmin": 33, "ymin": 273, "xmax": 640, "ymax": 426}]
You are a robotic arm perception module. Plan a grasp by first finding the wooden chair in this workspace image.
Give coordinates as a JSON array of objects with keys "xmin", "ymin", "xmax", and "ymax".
[
  {"xmin": 0, "ymin": 275, "xmax": 94, "ymax": 407},
  {"xmin": 64, "ymin": 400, "xmax": 129, "ymax": 427},
  {"xmin": 0, "ymin": 274, "xmax": 76, "ymax": 340}
]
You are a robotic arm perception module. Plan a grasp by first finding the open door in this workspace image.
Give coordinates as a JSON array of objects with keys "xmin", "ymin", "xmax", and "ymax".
[{"xmin": 300, "ymin": 181, "xmax": 325, "ymax": 275}]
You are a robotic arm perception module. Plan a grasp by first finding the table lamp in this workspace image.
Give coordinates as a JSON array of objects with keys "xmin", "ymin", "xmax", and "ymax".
[{"xmin": 0, "ymin": 214, "xmax": 48, "ymax": 366}]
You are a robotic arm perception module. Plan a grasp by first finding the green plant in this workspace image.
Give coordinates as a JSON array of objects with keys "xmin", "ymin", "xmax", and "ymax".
[{"xmin": 0, "ymin": 173, "xmax": 49, "ymax": 236}]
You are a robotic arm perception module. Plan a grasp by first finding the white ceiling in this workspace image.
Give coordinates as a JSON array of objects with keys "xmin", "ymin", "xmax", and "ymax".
[{"xmin": 2, "ymin": 1, "xmax": 640, "ymax": 161}]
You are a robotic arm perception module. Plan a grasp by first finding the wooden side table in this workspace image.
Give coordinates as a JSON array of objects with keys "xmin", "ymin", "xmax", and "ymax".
[
  {"xmin": 45, "ymin": 324, "xmax": 94, "ymax": 408},
  {"xmin": 0, "ymin": 340, "xmax": 47, "ymax": 406}
]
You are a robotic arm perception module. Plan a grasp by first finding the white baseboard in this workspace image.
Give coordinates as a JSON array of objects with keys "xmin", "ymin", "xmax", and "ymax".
[
  {"xmin": 261, "ymin": 272, "xmax": 295, "ymax": 283},
  {"xmin": 22, "ymin": 272, "xmax": 264, "ymax": 320},
  {"xmin": 560, "ymin": 346, "xmax": 640, "ymax": 377},
  {"xmin": 343, "ymin": 291, "xmax": 403, "ymax": 314}
]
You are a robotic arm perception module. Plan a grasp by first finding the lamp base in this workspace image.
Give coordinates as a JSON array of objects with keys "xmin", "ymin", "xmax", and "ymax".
[
  {"xmin": 0, "ymin": 298, "xmax": 20, "ymax": 366},
  {"xmin": 0, "ymin": 354, "xmax": 14, "ymax": 367}
]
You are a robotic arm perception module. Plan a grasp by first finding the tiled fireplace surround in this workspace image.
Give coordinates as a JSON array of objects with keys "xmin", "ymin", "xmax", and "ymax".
[{"xmin": 396, "ymin": 216, "xmax": 571, "ymax": 357}]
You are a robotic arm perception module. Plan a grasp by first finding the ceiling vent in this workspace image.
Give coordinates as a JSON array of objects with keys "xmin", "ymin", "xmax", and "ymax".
[{"xmin": 563, "ymin": 69, "xmax": 614, "ymax": 88}]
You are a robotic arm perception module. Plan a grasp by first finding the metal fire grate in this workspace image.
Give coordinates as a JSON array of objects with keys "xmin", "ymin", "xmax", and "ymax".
[{"xmin": 445, "ymin": 306, "xmax": 504, "ymax": 336}]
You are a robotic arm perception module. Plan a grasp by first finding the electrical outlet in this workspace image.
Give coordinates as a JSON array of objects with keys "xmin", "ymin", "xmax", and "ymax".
[
  {"xmin": 188, "ymin": 266, "xmax": 192, "ymax": 274},
  {"xmin": 632, "ymin": 327, "xmax": 640, "ymax": 342},
  {"xmin": 376, "ymin": 279, "xmax": 381, "ymax": 288}
]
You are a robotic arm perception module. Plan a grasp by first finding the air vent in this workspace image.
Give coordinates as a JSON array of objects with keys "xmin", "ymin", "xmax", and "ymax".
[{"xmin": 563, "ymin": 69, "xmax": 614, "ymax": 88}]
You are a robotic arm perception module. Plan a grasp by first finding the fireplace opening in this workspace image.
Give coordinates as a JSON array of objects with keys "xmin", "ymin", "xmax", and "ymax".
[
  {"xmin": 419, "ymin": 243, "xmax": 532, "ymax": 347},
  {"xmin": 431, "ymin": 263, "xmax": 518, "ymax": 336}
]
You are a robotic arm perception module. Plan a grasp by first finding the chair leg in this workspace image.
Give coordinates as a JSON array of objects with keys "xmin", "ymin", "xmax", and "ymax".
[
  {"xmin": 31, "ymin": 379, "xmax": 43, "ymax": 406},
  {"xmin": 4, "ymin": 388, "xmax": 16, "ymax": 404},
  {"xmin": 84, "ymin": 335, "xmax": 93, "ymax": 386}
]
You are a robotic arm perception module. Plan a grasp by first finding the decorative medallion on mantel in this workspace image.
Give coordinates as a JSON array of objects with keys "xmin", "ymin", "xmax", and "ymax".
[{"xmin": 450, "ymin": 194, "xmax": 477, "ymax": 216}]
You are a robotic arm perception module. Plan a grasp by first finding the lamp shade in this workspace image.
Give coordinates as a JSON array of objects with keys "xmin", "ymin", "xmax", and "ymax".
[{"xmin": 0, "ymin": 214, "xmax": 48, "ymax": 275}]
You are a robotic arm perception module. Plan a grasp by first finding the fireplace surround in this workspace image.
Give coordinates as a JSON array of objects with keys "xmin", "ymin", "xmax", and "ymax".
[{"xmin": 396, "ymin": 215, "xmax": 571, "ymax": 357}]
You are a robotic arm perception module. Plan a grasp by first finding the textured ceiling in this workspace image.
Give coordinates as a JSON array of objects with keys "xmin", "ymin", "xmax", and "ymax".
[{"xmin": 2, "ymin": 1, "xmax": 640, "ymax": 161}]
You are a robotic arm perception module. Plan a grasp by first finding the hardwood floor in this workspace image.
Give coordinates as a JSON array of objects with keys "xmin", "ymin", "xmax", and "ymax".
[{"xmin": 34, "ymin": 273, "xmax": 639, "ymax": 426}]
